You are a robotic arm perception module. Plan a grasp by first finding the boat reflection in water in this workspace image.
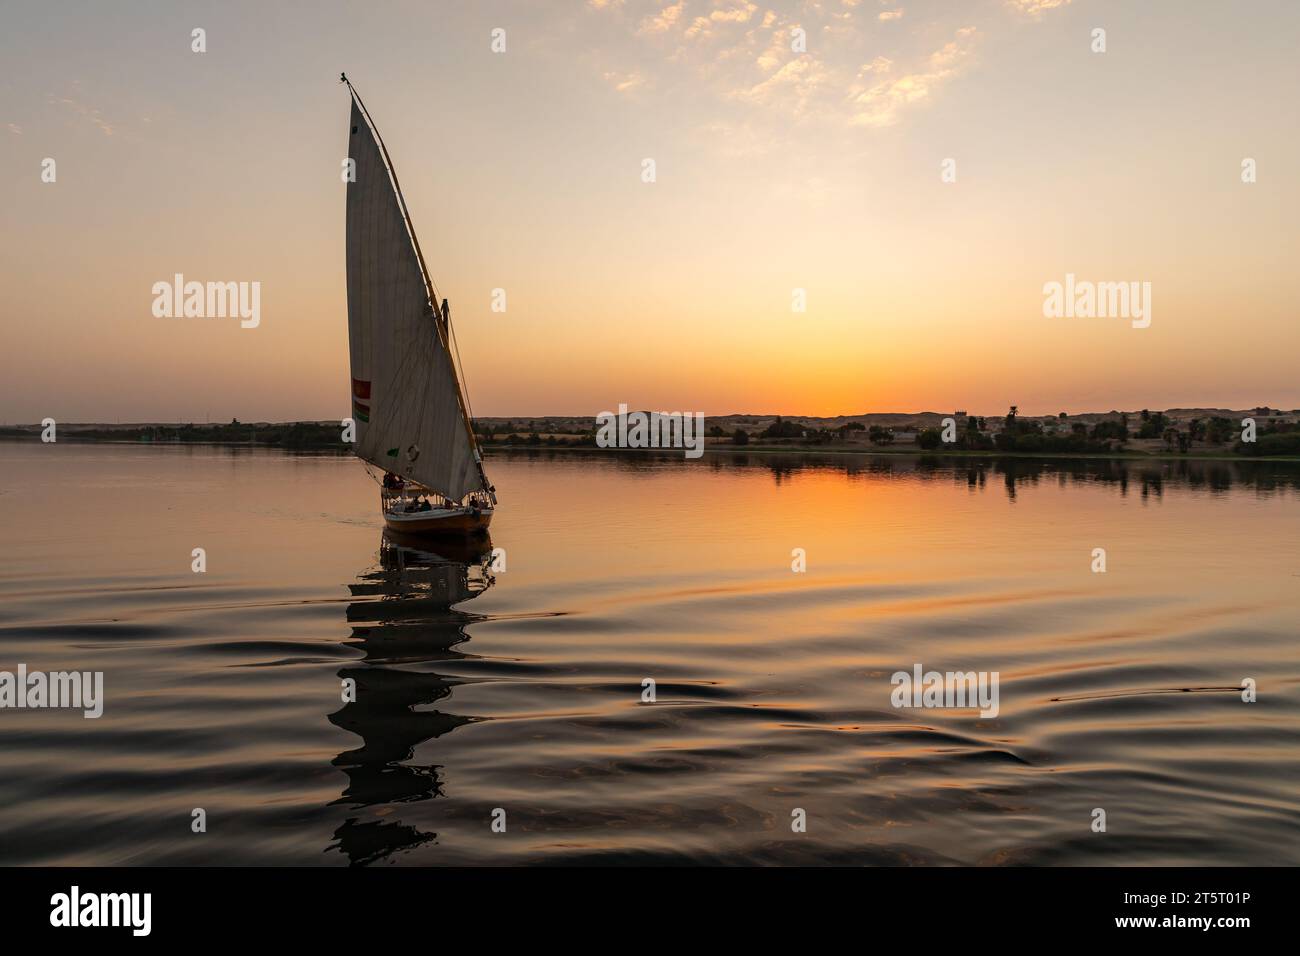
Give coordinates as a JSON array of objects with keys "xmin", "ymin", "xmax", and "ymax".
[{"xmin": 326, "ymin": 530, "xmax": 496, "ymax": 865}]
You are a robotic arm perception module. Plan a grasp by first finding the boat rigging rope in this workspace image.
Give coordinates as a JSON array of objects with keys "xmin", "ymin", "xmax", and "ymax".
[{"xmin": 447, "ymin": 309, "xmax": 475, "ymax": 429}]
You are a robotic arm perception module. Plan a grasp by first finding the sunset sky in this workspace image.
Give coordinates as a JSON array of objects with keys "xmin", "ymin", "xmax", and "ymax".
[{"xmin": 2, "ymin": 0, "xmax": 1297, "ymax": 423}]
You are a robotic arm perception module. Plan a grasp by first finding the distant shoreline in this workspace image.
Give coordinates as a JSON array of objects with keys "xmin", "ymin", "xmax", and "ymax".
[
  {"xmin": 4, "ymin": 406, "xmax": 1299, "ymax": 460},
  {"xmin": 3, "ymin": 434, "xmax": 1298, "ymax": 464}
]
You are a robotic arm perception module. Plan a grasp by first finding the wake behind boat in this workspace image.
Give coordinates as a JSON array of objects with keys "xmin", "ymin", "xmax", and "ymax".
[{"xmin": 342, "ymin": 74, "xmax": 496, "ymax": 537}]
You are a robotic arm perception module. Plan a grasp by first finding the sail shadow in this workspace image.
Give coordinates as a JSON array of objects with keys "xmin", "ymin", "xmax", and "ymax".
[{"xmin": 325, "ymin": 531, "xmax": 496, "ymax": 866}]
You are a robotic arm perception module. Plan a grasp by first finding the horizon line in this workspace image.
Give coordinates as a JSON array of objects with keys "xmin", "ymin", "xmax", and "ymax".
[{"xmin": 6, "ymin": 403, "xmax": 1296, "ymax": 429}]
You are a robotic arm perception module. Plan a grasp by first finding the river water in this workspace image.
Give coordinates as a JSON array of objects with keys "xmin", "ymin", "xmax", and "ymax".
[{"xmin": 0, "ymin": 443, "xmax": 1296, "ymax": 865}]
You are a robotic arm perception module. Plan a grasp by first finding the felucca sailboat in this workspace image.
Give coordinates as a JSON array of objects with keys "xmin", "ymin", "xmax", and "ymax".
[{"xmin": 342, "ymin": 74, "xmax": 495, "ymax": 535}]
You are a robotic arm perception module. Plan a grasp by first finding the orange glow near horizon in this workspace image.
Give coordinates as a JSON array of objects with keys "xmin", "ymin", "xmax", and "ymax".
[{"xmin": 2, "ymin": 3, "xmax": 1297, "ymax": 424}]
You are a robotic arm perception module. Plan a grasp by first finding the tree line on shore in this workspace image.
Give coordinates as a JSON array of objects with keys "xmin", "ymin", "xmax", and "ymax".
[
  {"xmin": 728, "ymin": 407, "xmax": 1300, "ymax": 456},
  {"xmin": 5, "ymin": 407, "xmax": 1297, "ymax": 456}
]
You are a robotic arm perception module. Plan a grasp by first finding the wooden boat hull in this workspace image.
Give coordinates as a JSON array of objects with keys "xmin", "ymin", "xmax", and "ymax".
[{"xmin": 383, "ymin": 507, "xmax": 492, "ymax": 536}]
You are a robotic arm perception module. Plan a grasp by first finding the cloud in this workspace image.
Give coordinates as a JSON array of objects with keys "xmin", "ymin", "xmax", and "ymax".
[
  {"xmin": 638, "ymin": 1, "xmax": 685, "ymax": 34},
  {"xmin": 685, "ymin": 16, "xmax": 712, "ymax": 39},
  {"xmin": 755, "ymin": 27, "xmax": 792, "ymax": 72},
  {"xmin": 49, "ymin": 89, "xmax": 115, "ymax": 136},
  {"xmin": 599, "ymin": 5, "xmax": 1003, "ymax": 136},
  {"xmin": 732, "ymin": 56, "xmax": 832, "ymax": 116},
  {"xmin": 1004, "ymin": 0, "xmax": 1072, "ymax": 18},
  {"xmin": 846, "ymin": 26, "xmax": 979, "ymax": 127},
  {"xmin": 603, "ymin": 70, "xmax": 648, "ymax": 93},
  {"xmin": 587, "ymin": 0, "xmax": 624, "ymax": 8},
  {"xmin": 6, "ymin": 123, "xmax": 22, "ymax": 135},
  {"xmin": 711, "ymin": 2, "xmax": 758, "ymax": 24}
]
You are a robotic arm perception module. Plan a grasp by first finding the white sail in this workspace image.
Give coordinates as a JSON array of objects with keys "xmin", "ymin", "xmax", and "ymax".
[{"xmin": 345, "ymin": 96, "xmax": 483, "ymax": 501}]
